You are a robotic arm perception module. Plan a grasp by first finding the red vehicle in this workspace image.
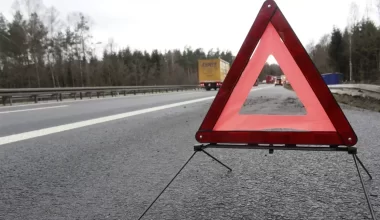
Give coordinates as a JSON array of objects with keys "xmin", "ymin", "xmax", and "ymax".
[{"xmin": 266, "ymin": 75, "xmax": 275, "ymax": 84}]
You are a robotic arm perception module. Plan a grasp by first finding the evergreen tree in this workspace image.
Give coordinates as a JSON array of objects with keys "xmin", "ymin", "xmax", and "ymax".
[{"xmin": 328, "ymin": 27, "xmax": 346, "ymax": 74}]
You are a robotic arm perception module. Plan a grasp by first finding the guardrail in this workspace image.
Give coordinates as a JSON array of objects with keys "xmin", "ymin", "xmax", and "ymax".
[
  {"xmin": 0, "ymin": 85, "xmax": 201, "ymax": 106},
  {"xmin": 328, "ymin": 84, "xmax": 380, "ymax": 100},
  {"xmin": 1, "ymin": 84, "xmax": 379, "ymax": 106}
]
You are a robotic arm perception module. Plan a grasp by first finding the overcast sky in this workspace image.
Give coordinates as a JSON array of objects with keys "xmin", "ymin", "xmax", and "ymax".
[{"xmin": 0, "ymin": 0, "xmax": 378, "ymax": 57}]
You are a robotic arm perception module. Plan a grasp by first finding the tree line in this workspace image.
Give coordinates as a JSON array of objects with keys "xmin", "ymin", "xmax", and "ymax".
[
  {"xmin": 0, "ymin": 0, "xmax": 238, "ymax": 88},
  {"xmin": 1, "ymin": 0, "xmax": 380, "ymax": 88},
  {"xmin": 307, "ymin": 2, "xmax": 380, "ymax": 85}
]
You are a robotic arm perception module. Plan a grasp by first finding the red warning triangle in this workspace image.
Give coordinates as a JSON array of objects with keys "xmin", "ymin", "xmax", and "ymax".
[{"xmin": 195, "ymin": 0, "xmax": 357, "ymax": 146}]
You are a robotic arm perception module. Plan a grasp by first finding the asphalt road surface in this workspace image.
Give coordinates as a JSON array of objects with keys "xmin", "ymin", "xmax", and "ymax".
[{"xmin": 0, "ymin": 85, "xmax": 379, "ymax": 220}]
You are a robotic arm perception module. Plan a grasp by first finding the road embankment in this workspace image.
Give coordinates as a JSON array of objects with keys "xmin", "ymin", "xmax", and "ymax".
[{"xmin": 283, "ymin": 83, "xmax": 380, "ymax": 112}]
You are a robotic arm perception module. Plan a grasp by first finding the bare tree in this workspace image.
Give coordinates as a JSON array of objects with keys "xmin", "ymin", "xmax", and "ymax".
[
  {"xmin": 20, "ymin": 0, "xmax": 44, "ymax": 18},
  {"xmin": 45, "ymin": 7, "xmax": 61, "ymax": 39},
  {"xmin": 308, "ymin": 34, "xmax": 331, "ymax": 73},
  {"xmin": 27, "ymin": 13, "xmax": 47, "ymax": 87},
  {"xmin": 45, "ymin": 6, "xmax": 60, "ymax": 87},
  {"xmin": 305, "ymin": 40, "xmax": 315, "ymax": 55},
  {"xmin": 67, "ymin": 12, "xmax": 93, "ymax": 86},
  {"xmin": 107, "ymin": 38, "xmax": 117, "ymax": 54},
  {"xmin": 348, "ymin": 2, "xmax": 359, "ymax": 81},
  {"xmin": 365, "ymin": 0, "xmax": 373, "ymax": 20},
  {"xmin": 375, "ymin": 0, "xmax": 380, "ymax": 75},
  {"xmin": 376, "ymin": 0, "xmax": 380, "ymax": 22},
  {"xmin": 89, "ymin": 41, "xmax": 102, "ymax": 59},
  {"xmin": 11, "ymin": 0, "xmax": 21, "ymax": 13}
]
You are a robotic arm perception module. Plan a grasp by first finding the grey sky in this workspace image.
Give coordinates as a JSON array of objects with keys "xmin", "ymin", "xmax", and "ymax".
[{"xmin": 0, "ymin": 0, "xmax": 378, "ymax": 57}]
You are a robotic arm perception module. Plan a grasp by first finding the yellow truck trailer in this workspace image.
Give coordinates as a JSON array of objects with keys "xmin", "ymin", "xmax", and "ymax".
[{"xmin": 198, "ymin": 58, "xmax": 230, "ymax": 91}]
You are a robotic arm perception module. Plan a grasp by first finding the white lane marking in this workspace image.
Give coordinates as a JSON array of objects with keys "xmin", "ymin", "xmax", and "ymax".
[
  {"xmin": 0, "ymin": 91, "xmax": 203, "ymax": 109},
  {"xmin": 0, "ymin": 105, "xmax": 69, "ymax": 114},
  {"xmin": 0, "ymin": 85, "xmax": 274, "ymax": 146},
  {"xmin": 250, "ymin": 85, "xmax": 274, "ymax": 92},
  {"xmin": 0, "ymin": 97, "xmax": 215, "ymax": 146}
]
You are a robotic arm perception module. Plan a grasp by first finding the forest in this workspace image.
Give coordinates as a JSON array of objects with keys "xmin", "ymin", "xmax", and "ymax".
[{"xmin": 0, "ymin": 0, "xmax": 379, "ymax": 88}]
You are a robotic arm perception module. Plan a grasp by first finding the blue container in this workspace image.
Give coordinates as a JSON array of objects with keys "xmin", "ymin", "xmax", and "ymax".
[{"xmin": 321, "ymin": 73, "xmax": 342, "ymax": 85}]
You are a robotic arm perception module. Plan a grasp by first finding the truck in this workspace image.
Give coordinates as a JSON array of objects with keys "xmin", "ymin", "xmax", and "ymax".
[
  {"xmin": 274, "ymin": 77, "xmax": 283, "ymax": 86},
  {"xmin": 281, "ymin": 75, "xmax": 286, "ymax": 83},
  {"xmin": 198, "ymin": 58, "xmax": 230, "ymax": 91},
  {"xmin": 275, "ymin": 74, "xmax": 286, "ymax": 86}
]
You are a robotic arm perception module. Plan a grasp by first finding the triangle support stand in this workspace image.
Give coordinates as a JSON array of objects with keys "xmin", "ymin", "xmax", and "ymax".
[
  {"xmin": 137, "ymin": 144, "xmax": 376, "ymax": 220},
  {"xmin": 352, "ymin": 154, "xmax": 376, "ymax": 220},
  {"xmin": 195, "ymin": 143, "xmax": 376, "ymax": 220}
]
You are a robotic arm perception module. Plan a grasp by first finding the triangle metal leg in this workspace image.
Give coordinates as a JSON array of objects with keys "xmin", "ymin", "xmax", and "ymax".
[
  {"xmin": 200, "ymin": 149, "xmax": 232, "ymax": 172},
  {"xmin": 137, "ymin": 151, "xmax": 197, "ymax": 220},
  {"xmin": 353, "ymin": 154, "xmax": 377, "ymax": 220},
  {"xmin": 194, "ymin": 144, "xmax": 232, "ymax": 172},
  {"xmin": 354, "ymin": 154, "xmax": 373, "ymax": 180},
  {"xmin": 137, "ymin": 147, "xmax": 231, "ymax": 220}
]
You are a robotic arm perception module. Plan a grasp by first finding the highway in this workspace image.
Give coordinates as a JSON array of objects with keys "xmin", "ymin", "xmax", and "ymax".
[{"xmin": 0, "ymin": 85, "xmax": 379, "ymax": 219}]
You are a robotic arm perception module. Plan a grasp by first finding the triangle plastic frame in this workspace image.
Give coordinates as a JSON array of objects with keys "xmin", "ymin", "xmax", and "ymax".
[{"xmin": 195, "ymin": 0, "xmax": 357, "ymax": 147}]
